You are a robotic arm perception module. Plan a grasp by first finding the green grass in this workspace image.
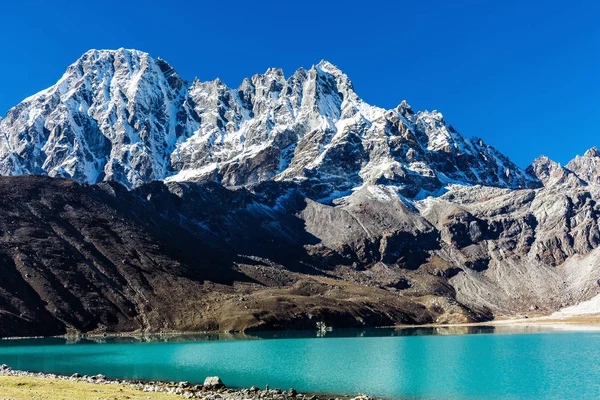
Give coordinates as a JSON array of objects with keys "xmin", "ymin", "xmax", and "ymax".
[{"xmin": 0, "ymin": 375, "xmax": 177, "ymax": 399}]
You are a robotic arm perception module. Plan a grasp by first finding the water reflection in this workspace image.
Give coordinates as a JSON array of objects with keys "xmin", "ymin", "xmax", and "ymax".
[{"xmin": 2, "ymin": 323, "xmax": 598, "ymax": 348}]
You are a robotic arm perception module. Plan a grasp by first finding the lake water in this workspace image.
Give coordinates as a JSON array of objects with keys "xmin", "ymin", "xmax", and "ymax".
[{"xmin": 0, "ymin": 326, "xmax": 599, "ymax": 399}]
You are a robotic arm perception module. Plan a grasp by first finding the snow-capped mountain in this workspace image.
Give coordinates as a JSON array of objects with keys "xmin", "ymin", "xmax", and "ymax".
[
  {"xmin": 4, "ymin": 49, "xmax": 600, "ymax": 336},
  {"xmin": 0, "ymin": 49, "xmax": 539, "ymax": 197},
  {"xmin": 0, "ymin": 49, "xmax": 192, "ymax": 187}
]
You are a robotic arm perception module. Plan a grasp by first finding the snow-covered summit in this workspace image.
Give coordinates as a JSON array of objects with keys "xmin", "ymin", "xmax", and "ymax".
[
  {"xmin": 0, "ymin": 48, "xmax": 189, "ymax": 187},
  {"xmin": 0, "ymin": 49, "xmax": 540, "ymax": 197}
]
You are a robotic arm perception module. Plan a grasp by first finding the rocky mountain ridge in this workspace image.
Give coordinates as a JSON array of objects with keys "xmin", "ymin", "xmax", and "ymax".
[{"xmin": 0, "ymin": 49, "xmax": 539, "ymax": 200}]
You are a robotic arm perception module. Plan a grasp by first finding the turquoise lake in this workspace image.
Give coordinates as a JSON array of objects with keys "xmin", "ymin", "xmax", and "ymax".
[{"xmin": 0, "ymin": 326, "xmax": 599, "ymax": 399}]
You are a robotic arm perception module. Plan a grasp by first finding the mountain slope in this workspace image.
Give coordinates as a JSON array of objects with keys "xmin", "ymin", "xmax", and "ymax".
[
  {"xmin": 2, "ymin": 166, "xmax": 600, "ymax": 337},
  {"xmin": 0, "ymin": 176, "xmax": 489, "ymax": 337}
]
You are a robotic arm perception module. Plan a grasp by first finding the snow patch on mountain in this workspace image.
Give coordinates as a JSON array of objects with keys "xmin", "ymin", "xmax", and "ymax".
[{"xmin": 552, "ymin": 294, "xmax": 600, "ymax": 317}]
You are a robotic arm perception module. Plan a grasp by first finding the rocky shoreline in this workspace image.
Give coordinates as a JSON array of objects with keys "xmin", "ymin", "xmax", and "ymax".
[{"xmin": 0, "ymin": 364, "xmax": 372, "ymax": 400}]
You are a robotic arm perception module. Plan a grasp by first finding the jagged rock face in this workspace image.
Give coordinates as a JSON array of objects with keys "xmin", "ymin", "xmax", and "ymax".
[
  {"xmin": 0, "ymin": 49, "xmax": 194, "ymax": 188},
  {"xmin": 414, "ymin": 182, "xmax": 600, "ymax": 314},
  {"xmin": 526, "ymin": 155, "xmax": 584, "ymax": 187},
  {"xmin": 566, "ymin": 147, "xmax": 600, "ymax": 185},
  {"xmin": 135, "ymin": 177, "xmax": 600, "ymax": 317},
  {"xmin": 0, "ymin": 49, "xmax": 539, "ymax": 198}
]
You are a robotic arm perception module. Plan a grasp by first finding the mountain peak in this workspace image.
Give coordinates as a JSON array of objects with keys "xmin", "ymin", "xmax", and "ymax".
[
  {"xmin": 0, "ymin": 48, "xmax": 188, "ymax": 188},
  {"xmin": 584, "ymin": 146, "xmax": 600, "ymax": 158},
  {"xmin": 397, "ymin": 100, "xmax": 414, "ymax": 116},
  {"xmin": 315, "ymin": 59, "xmax": 345, "ymax": 76},
  {"xmin": 77, "ymin": 48, "xmax": 151, "ymax": 62},
  {"xmin": 532, "ymin": 154, "xmax": 553, "ymax": 165},
  {"xmin": 65, "ymin": 48, "xmax": 163, "ymax": 80},
  {"xmin": 526, "ymin": 155, "xmax": 580, "ymax": 187},
  {"xmin": 264, "ymin": 67, "xmax": 284, "ymax": 77},
  {"xmin": 566, "ymin": 147, "xmax": 600, "ymax": 185}
]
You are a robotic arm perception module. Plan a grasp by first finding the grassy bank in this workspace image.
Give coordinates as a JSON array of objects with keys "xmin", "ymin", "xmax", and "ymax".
[{"xmin": 0, "ymin": 375, "xmax": 175, "ymax": 399}]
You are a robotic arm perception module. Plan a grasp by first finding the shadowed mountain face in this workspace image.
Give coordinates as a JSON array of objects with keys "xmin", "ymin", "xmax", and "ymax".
[
  {"xmin": 0, "ymin": 176, "xmax": 251, "ymax": 337},
  {"xmin": 2, "ymin": 167, "xmax": 600, "ymax": 337},
  {"xmin": 0, "ymin": 176, "xmax": 488, "ymax": 337},
  {"xmin": 1, "ymin": 50, "xmax": 600, "ymax": 337}
]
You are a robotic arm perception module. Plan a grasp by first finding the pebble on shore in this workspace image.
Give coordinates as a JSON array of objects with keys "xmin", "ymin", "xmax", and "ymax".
[{"xmin": 0, "ymin": 364, "xmax": 374, "ymax": 400}]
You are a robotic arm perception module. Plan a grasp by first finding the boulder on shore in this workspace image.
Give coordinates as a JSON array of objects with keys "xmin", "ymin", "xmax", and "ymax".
[{"xmin": 203, "ymin": 376, "xmax": 225, "ymax": 389}]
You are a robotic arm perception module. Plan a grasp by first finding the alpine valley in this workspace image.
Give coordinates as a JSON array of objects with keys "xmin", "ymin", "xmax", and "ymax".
[{"xmin": 0, "ymin": 48, "xmax": 599, "ymax": 337}]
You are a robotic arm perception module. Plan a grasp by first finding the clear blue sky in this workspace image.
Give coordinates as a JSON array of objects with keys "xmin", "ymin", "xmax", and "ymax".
[{"xmin": 1, "ymin": 0, "xmax": 598, "ymax": 167}]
